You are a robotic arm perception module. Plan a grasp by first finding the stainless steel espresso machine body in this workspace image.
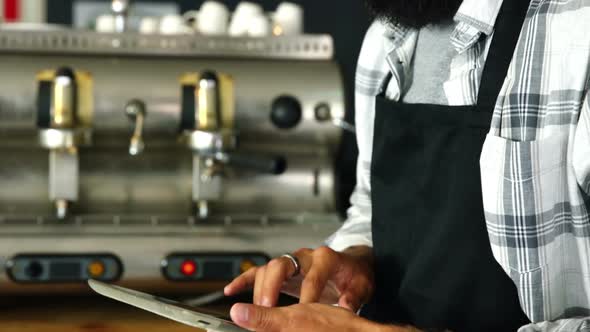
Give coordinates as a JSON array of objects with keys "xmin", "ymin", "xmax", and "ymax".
[{"xmin": 0, "ymin": 29, "xmax": 344, "ymax": 293}]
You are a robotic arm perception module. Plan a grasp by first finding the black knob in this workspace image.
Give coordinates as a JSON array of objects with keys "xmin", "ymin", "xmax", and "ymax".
[
  {"xmin": 270, "ymin": 95, "xmax": 302, "ymax": 130},
  {"xmin": 25, "ymin": 261, "xmax": 44, "ymax": 279}
]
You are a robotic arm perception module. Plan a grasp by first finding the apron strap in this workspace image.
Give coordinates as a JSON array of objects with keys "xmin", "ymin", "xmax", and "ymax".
[{"xmin": 477, "ymin": 0, "xmax": 531, "ymax": 112}]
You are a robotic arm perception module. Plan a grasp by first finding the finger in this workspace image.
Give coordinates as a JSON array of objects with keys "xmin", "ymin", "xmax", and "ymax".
[
  {"xmin": 338, "ymin": 291, "xmax": 361, "ymax": 312},
  {"xmin": 230, "ymin": 303, "xmax": 286, "ymax": 332},
  {"xmin": 299, "ymin": 247, "xmax": 338, "ymax": 304},
  {"xmin": 317, "ymin": 280, "xmax": 341, "ymax": 304},
  {"xmin": 280, "ymin": 274, "xmax": 304, "ymax": 299},
  {"xmin": 253, "ymin": 265, "xmax": 267, "ymax": 305},
  {"xmin": 259, "ymin": 258, "xmax": 292, "ymax": 307},
  {"xmin": 224, "ymin": 267, "xmax": 257, "ymax": 296},
  {"xmin": 292, "ymin": 248, "xmax": 314, "ymax": 275}
]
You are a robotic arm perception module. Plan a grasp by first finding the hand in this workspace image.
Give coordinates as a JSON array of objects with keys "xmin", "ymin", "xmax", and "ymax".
[
  {"xmin": 230, "ymin": 302, "xmax": 417, "ymax": 332},
  {"xmin": 224, "ymin": 246, "xmax": 375, "ymax": 311}
]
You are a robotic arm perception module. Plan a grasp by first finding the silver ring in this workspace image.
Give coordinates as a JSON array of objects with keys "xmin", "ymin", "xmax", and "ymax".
[{"xmin": 281, "ymin": 253, "xmax": 301, "ymax": 277}]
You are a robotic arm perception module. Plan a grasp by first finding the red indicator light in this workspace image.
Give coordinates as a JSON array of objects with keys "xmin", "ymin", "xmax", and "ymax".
[{"xmin": 180, "ymin": 260, "xmax": 197, "ymax": 276}]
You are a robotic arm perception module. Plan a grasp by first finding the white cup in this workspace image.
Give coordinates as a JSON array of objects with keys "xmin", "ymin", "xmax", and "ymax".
[
  {"xmin": 95, "ymin": 14, "xmax": 116, "ymax": 33},
  {"xmin": 228, "ymin": 14, "xmax": 248, "ymax": 36},
  {"xmin": 197, "ymin": 1, "xmax": 229, "ymax": 36},
  {"xmin": 159, "ymin": 14, "xmax": 192, "ymax": 35},
  {"xmin": 248, "ymin": 14, "xmax": 271, "ymax": 37},
  {"xmin": 229, "ymin": 1, "xmax": 263, "ymax": 37},
  {"xmin": 234, "ymin": 2, "xmax": 263, "ymax": 18},
  {"xmin": 139, "ymin": 16, "xmax": 159, "ymax": 34},
  {"xmin": 273, "ymin": 2, "xmax": 303, "ymax": 36}
]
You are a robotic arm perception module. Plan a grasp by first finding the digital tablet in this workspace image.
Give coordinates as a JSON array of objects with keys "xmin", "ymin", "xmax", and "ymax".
[{"xmin": 88, "ymin": 279, "xmax": 247, "ymax": 332}]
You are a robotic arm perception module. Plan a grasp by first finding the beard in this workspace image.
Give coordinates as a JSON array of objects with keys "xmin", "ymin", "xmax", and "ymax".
[{"xmin": 365, "ymin": 0, "xmax": 464, "ymax": 28}]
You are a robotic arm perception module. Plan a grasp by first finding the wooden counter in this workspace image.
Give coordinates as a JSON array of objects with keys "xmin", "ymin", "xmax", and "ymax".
[
  {"xmin": 0, "ymin": 296, "xmax": 206, "ymax": 332},
  {"xmin": 0, "ymin": 291, "xmax": 295, "ymax": 331}
]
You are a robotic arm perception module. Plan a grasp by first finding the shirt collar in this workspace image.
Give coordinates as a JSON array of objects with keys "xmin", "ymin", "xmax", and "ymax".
[
  {"xmin": 381, "ymin": 20, "xmax": 413, "ymax": 50},
  {"xmin": 451, "ymin": 0, "xmax": 504, "ymax": 53},
  {"xmin": 455, "ymin": 0, "xmax": 504, "ymax": 36},
  {"xmin": 380, "ymin": 0, "xmax": 506, "ymax": 64},
  {"xmin": 381, "ymin": 0, "xmax": 505, "ymax": 51}
]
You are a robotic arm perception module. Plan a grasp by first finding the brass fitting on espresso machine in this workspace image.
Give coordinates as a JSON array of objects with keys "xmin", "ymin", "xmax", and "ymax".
[
  {"xmin": 36, "ymin": 67, "xmax": 93, "ymax": 219},
  {"xmin": 179, "ymin": 71, "xmax": 287, "ymax": 219}
]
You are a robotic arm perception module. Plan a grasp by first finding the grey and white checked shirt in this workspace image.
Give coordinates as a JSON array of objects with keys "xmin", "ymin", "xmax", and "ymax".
[{"xmin": 326, "ymin": 0, "xmax": 590, "ymax": 330}]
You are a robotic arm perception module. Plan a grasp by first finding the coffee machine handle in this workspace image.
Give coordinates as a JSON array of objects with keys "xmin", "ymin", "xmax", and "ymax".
[{"xmin": 125, "ymin": 99, "xmax": 146, "ymax": 156}]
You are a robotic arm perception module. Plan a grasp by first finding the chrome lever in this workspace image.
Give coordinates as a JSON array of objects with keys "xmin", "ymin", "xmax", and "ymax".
[
  {"xmin": 125, "ymin": 99, "xmax": 146, "ymax": 156},
  {"xmin": 332, "ymin": 118, "xmax": 356, "ymax": 134}
]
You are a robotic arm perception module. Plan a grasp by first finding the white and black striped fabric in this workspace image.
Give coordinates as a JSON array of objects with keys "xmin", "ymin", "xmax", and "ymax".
[{"xmin": 326, "ymin": 0, "xmax": 590, "ymax": 330}]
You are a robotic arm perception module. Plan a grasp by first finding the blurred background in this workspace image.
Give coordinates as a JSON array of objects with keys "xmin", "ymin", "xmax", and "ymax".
[
  {"xmin": 48, "ymin": 0, "xmax": 373, "ymax": 215},
  {"xmin": 3, "ymin": 0, "xmax": 373, "ymax": 212},
  {"xmin": 46, "ymin": 0, "xmax": 372, "ymax": 104},
  {"xmin": 0, "ymin": 0, "xmax": 371, "ymax": 330}
]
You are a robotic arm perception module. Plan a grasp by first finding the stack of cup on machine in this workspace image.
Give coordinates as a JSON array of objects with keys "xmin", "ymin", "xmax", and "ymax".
[
  {"xmin": 107, "ymin": 1, "xmax": 303, "ymax": 37},
  {"xmin": 95, "ymin": 14, "xmax": 117, "ymax": 33},
  {"xmin": 227, "ymin": 1, "xmax": 303, "ymax": 37},
  {"xmin": 138, "ymin": 16, "xmax": 159, "ymax": 34},
  {"xmin": 195, "ymin": 1, "xmax": 230, "ymax": 36},
  {"xmin": 159, "ymin": 14, "xmax": 194, "ymax": 34},
  {"xmin": 272, "ymin": 2, "xmax": 303, "ymax": 36},
  {"xmin": 137, "ymin": 14, "xmax": 194, "ymax": 35},
  {"xmin": 228, "ymin": 2, "xmax": 267, "ymax": 37}
]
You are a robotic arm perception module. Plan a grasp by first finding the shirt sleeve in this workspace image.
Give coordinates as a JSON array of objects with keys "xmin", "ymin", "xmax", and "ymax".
[
  {"xmin": 518, "ymin": 319, "xmax": 590, "ymax": 332},
  {"xmin": 518, "ymin": 82, "xmax": 590, "ymax": 332},
  {"xmin": 573, "ymin": 87, "xmax": 590, "ymax": 194},
  {"xmin": 325, "ymin": 21, "xmax": 390, "ymax": 252},
  {"xmin": 326, "ymin": 160, "xmax": 373, "ymax": 251}
]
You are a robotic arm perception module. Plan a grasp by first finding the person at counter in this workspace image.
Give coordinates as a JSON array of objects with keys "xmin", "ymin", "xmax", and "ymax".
[{"xmin": 224, "ymin": 0, "xmax": 590, "ymax": 331}]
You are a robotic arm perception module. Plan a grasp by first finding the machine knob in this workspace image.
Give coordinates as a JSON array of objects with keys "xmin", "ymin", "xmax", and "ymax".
[
  {"xmin": 270, "ymin": 95, "xmax": 302, "ymax": 129},
  {"xmin": 25, "ymin": 261, "xmax": 44, "ymax": 279}
]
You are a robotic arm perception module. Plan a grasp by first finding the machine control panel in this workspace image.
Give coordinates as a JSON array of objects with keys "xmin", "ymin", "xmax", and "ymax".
[
  {"xmin": 6, "ymin": 254, "xmax": 123, "ymax": 283},
  {"xmin": 162, "ymin": 253, "xmax": 269, "ymax": 281}
]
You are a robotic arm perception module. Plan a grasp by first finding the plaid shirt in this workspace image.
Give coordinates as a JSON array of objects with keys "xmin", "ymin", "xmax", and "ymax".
[{"xmin": 326, "ymin": 0, "xmax": 590, "ymax": 330}]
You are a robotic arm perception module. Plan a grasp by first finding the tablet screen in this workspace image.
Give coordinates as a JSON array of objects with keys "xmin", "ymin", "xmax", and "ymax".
[
  {"xmin": 153, "ymin": 295, "xmax": 233, "ymax": 322},
  {"xmin": 89, "ymin": 280, "xmax": 238, "ymax": 328}
]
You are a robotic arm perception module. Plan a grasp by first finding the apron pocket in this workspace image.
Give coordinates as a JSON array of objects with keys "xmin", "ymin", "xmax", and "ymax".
[{"xmin": 479, "ymin": 133, "xmax": 569, "ymax": 274}]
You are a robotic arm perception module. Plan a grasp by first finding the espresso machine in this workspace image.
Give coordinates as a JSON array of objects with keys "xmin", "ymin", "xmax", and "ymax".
[{"xmin": 0, "ymin": 14, "xmax": 346, "ymax": 294}]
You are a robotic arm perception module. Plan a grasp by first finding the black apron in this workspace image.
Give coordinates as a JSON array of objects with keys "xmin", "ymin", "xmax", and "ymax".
[{"xmin": 361, "ymin": 1, "xmax": 532, "ymax": 331}]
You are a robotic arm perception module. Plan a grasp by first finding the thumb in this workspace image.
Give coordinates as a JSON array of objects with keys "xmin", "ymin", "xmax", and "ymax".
[{"xmin": 230, "ymin": 303, "xmax": 284, "ymax": 332}]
